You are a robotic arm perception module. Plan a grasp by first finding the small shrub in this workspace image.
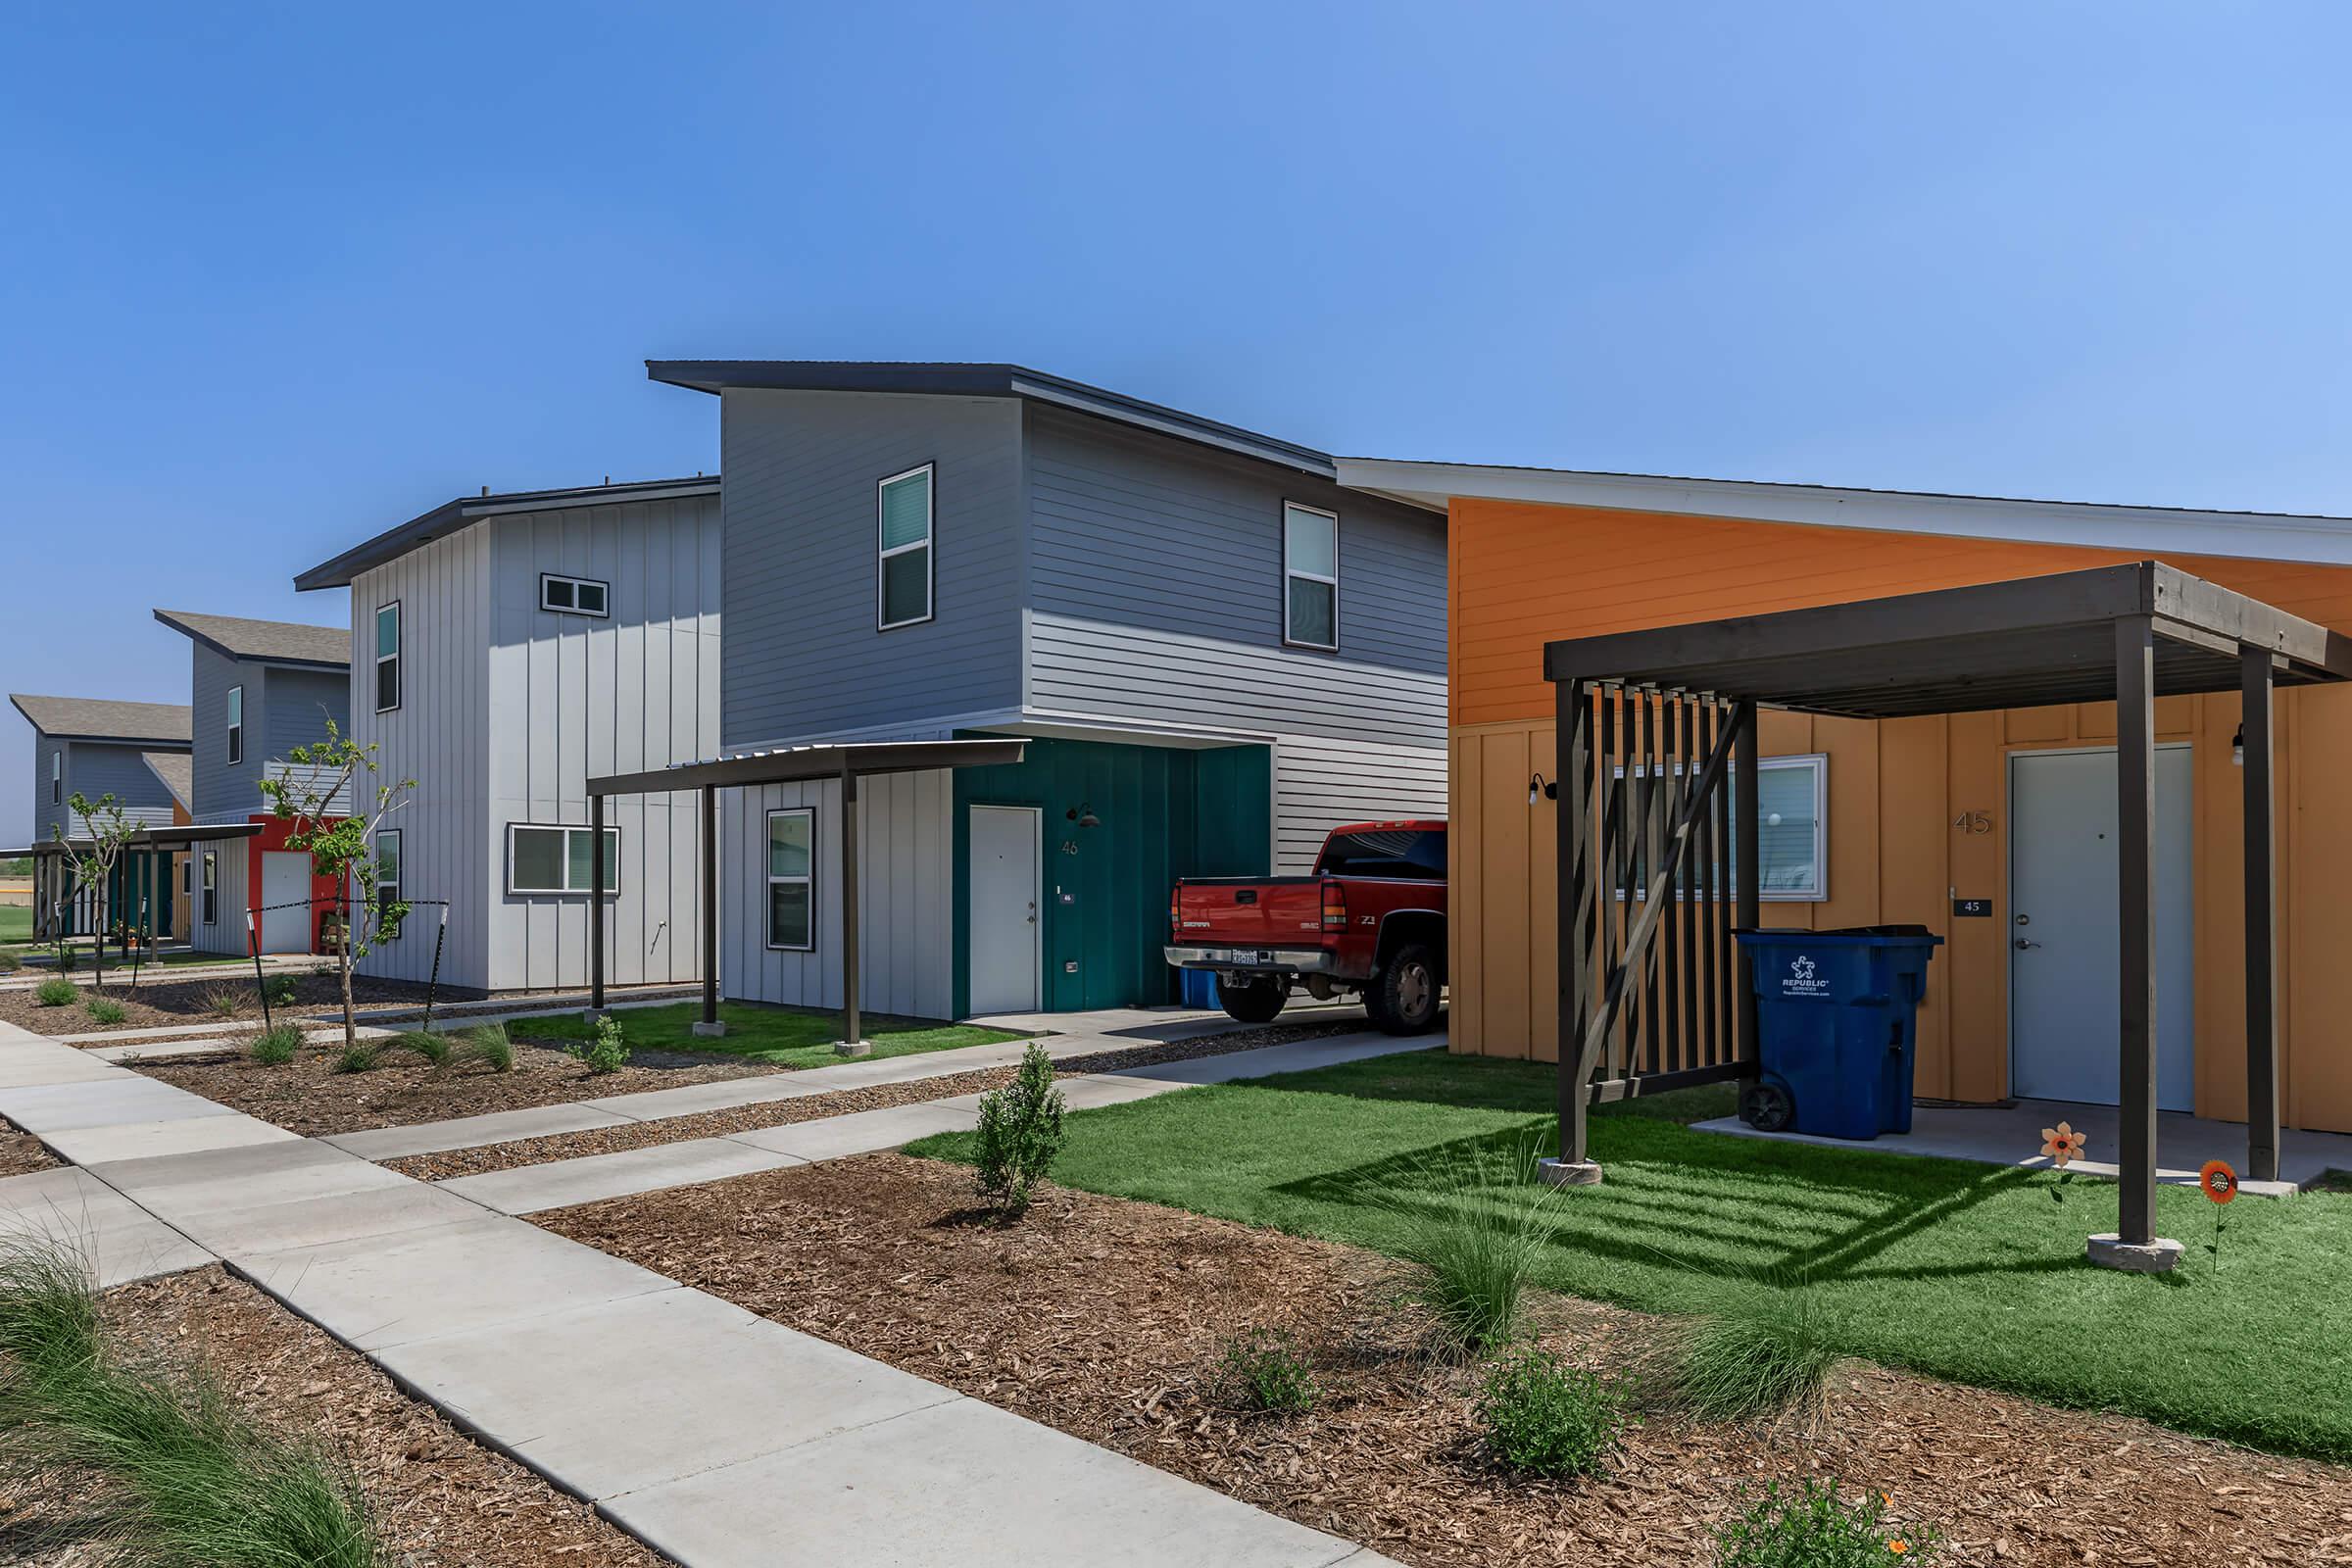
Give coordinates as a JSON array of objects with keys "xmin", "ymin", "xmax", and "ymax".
[
  {"xmin": 84, "ymin": 998, "xmax": 126, "ymax": 1025},
  {"xmin": 1215, "ymin": 1328, "xmax": 1319, "ymax": 1415},
  {"xmin": 248, "ymin": 1025, "xmax": 304, "ymax": 1065},
  {"xmin": 52, "ymin": 946, "xmax": 75, "ymax": 972},
  {"xmin": 400, "ymin": 1029, "xmax": 453, "ymax": 1067},
  {"xmin": 33, "ymin": 977, "xmax": 75, "ymax": 1008},
  {"xmin": 199, "ymin": 983, "xmax": 247, "ymax": 1019},
  {"xmin": 1378, "ymin": 1140, "xmax": 1562, "ymax": 1358},
  {"xmin": 330, "ymin": 1041, "xmax": 382, "ymax": 1075},
  {"xmin": 0, "ymin": 949, "xmax": 19, "ymax": 974},
  {"xmin": 266, "ymin": 975, "xmax": 299, "ymax": 1007},
  {"xmin": 1642, "ymin": 1286, "xmax": 1841, "ymax": 1428},
  {"xmin": 1712, "ymin": 1479, "xmax": 1936, "ymax": 1566},
  {"xmin": 466, "ymin": 1021, "xmax": 514, "ymax": 1073},
  {"xmin": 565, "ymin": 1013, "xmax": 631, "ymax": 1075},
  {"xmin": 972, "ymin": 1042, "xmax": 1066, "ymax": 1217},
  {"xmin": 1474, "ymin": 1348, "xmax": 1621, "ymax": 1478}
]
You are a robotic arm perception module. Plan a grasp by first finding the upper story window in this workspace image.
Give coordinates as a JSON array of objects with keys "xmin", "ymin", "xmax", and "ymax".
[
  {"xmin": 374, "ymin": 602, "xmax": 402, "ymax": 712},
  {"xmin": 225, "ymin": 685, "xmax": 243, "ymax": 765},
  {"xmin": 877, "ymin": 465, "xmax": 935, "ymax": 630},
  {"xmin": 1283, "ymin": 503, "xmax": 1339, "ymax": 651},
  {"xmin": 540, "ymin": 572, "xmax": 610, "ymax": 617},
  {"xmin": 49, "ymin": 752, "xmax": 60, "ymax": 805}
]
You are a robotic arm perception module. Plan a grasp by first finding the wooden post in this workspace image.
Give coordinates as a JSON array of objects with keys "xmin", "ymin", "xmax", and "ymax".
[
  {"xmin": 589, "ymin": 792, "xmax": 606, "ymax": 1011},
  {"xmin": 2241, "ymin": 646, "xmax": 2279, "ymax": 1185},
  {"xmin": 700, "ymin": 785, "xmax": 718, "ymax": 1028},
  {"xmin": 2117, "ymin": 616, "xmax": 2158, "ymax": 1246},
  {"xmin": 1733, "ymin": 700, "xmax": 1761, "ymax": 1064},
  {"xmin": 1557, "ymin": 678, "xmax": 1588, "ymax": 1164},
  {"xmin": 841, "ymin": 766, "xmax": 862, "ymax": 1047}
]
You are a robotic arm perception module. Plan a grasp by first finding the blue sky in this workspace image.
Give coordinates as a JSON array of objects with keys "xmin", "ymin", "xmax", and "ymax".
[{"xmin": 5, "ymin": 2, "xmax": 2348, "ymax": 840}]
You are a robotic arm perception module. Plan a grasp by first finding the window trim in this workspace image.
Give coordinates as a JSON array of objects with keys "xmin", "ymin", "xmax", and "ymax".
[
  {"xmin": 49, "ymin": 751, "xmax": 60, "ymax": 806},
  {"xmin": 225, "ymin": 684, "xmax": 243, "ymax": 766},
  {"xmin": 200, "ymin": 852, "xmax": 218, "ymax": 926},
  {"xmin": 875, "ymin": 463, "xmax": 937, "ymax": 632},
  {"xmin": 1610, "ymin": 752, "xmax": 1828, "ymax": 904},
  {"xmin": 374, "ymin": 601, "xmax": 402, "ymax": 713},
  {"xmin": 375, "ymin": 828, "xmax": 403, "ymax": 919},
  {"xmin": 1281, "ymin": 501, "xmax": 1340, "ymax": 652},
  {"xmin": 503, "ymin": 823, "xmax": 620, "ymax": 897},
  {"xmin": 763, "ymin": 807, "xmax": 817, "ymax": 952},
  {"xmin": 539, "ymin": 571, "xmax": 611, "ymax": 618}
]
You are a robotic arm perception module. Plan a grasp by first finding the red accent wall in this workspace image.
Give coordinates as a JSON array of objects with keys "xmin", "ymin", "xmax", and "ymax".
[{"xmin": 245, "ymin": 815, "xmax": 347, "ymax": 955}]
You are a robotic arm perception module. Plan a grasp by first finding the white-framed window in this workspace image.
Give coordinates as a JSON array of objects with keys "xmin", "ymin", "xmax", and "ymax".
[
  {"xmin": 506, "ymin": 824, "xmax": 619, "ymax": 895},
  {"xmin": 540, "ymin": 572, "xmax": 610, "ymax": 617},
  {"xmin": 200, "ymin": 852, "xmax": 218, "ymax": 925},
  {"xmin": 877, "ymin": 464, "xmax": 935, "ymax": 630},
  {"xmin": 1282, "ymin": 502, "xmax": 1339, "ymax": 651},
  {"xmin": 49, "ymin": 751, "xmax": 60, "ymax": 805},
  {"xmin": 764, "ymin": 808, "xmax": 814, "ymax": 951},
  {"xmin": 375, "ymin": 828, "xmax": 403, "ymax": 918},
  {"xmin": 1611, "ymin": 753, "xmax": 1828, "ymax": 903},
  {"xmin": 225, "ymin": 684, "xmax": 243, "ymax": 765},
  {"xmin": 374, "ymin": 602, "xmax": 402, "ymax": 712}
]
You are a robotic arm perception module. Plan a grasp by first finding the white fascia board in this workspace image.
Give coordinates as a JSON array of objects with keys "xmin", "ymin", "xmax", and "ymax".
[{"xmin": 1332, "ymin": 459, "xmax": 2352, "ymax": 568}]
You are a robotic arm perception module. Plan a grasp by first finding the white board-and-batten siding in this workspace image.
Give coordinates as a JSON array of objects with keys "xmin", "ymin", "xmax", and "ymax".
[{"xmin": 720, "ymin": 770, "xmax": 954, "ymax": 1022}]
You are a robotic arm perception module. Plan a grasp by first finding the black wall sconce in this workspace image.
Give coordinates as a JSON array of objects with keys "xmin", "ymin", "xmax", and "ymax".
[
  {"xmin": 2231, "ymin": 722, "xmax": 2245, "ymax": 768},
  {"xmin": 1066, "ymin": 803, "xmax": 1102, "ymax": 829},
  {"xmin": 1528, "ymin": 772, "xmax": 1556, "ymax": 805}
]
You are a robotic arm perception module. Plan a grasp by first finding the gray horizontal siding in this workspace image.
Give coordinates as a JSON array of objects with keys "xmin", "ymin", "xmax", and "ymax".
[
  {"xmin": 188, "ymin": 643, "xmax": 259, "ymax": 821},
  {"xmin": 719, "ymin": 770, "xmax": 954, "ymax": 1021},
  {"xmin": 64, "ymin": 742, "xmax": 181, "ymax": 826},
  {"xmin": 263, "ymin": 665, "xmax": 350, "ymax": 770},
  {"xmin": 1273, "ymin": 736, "xmax": 1450, "ymax": 873},
  {"xmin": 1026, "ymin": 406, "xmax": 1445, "ymax": 679},
  {"xmin": 717, "ymin": 389, "xmax": 1024, "ymax": 747}
]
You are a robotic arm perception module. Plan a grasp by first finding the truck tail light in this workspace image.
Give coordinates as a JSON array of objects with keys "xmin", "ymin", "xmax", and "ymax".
[
  {"xmin": 1170, "ymin": 886, "xmax": 1181, "ymax": 938},
  {"xmin": 1321, "ymin": 880, "xmax": 1348, "ymax": 931}
]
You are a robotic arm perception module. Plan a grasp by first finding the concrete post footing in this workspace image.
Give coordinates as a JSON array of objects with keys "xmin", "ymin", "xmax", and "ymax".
[
  {"xmin": 690, "ymin": 1021, "xmax": 728, "ymax": 1040},
  {"xmin": 1536, "ymin": 1157, "xmax": 1603, "ymax": 1188},
  {"xmin": 832, "ymin": 1040, "xmax": 873, "ymax": 1058},
  {"xmin": 2086, "ymin": 1232, "xmax": 2184, "ymax": 1273}
]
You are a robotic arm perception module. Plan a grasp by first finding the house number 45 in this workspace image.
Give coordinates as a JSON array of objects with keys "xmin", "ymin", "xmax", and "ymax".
[{"xmin": 1952, "ymin": 810, "xmax": 1993, "ymax": 835}]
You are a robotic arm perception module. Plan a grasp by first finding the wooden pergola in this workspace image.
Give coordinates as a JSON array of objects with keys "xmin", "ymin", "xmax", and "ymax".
[
  {"xmin": 1543, "ymin": 562, "xmax": 2350, "ymax": 1263},
  {"xmin": 585, "ymin": 739, "xmax": 1026, "ymax": 1044}
]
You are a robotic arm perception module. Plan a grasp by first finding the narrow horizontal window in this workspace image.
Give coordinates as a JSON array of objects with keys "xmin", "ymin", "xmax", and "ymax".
[
  {"xmin": 1611, "ymin": 753, "xmax": 1828, "ymax": 903},
  {"xmin": 1283, "ymin": 503, "xmax": 1338, "ymax": 651},
  {"xmin": 508, "ymin": 824, "xmax": 619, "ymax": 895},
  {"xmin": 765, "ymin": 808, "xmax": 815, "ymax": 951},
  {"xmin": 877, "ymin": 465, "xmax": 934, "ymax": 630},
  {"xmin": 540, "ymin": 571, "xmax": 611, "ymax": 617}
]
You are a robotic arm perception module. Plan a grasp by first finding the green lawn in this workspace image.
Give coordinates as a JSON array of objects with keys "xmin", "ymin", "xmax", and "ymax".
[
  {"xmin": 515, "ymin": 1001, "xmax": 1026, "ymax": 1069},
  {"xmin": 0, "ymin": 906, "xmax": 31, "ymax": 943},
  {"xmin": 907, "ymin": 1050, "xmax": 2352, "ymax": 1461}
]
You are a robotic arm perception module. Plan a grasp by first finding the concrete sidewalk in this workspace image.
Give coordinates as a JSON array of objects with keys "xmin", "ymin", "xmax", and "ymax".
[{"xmin": 0, "ymin": 1018, "xmax": 1402, "ymax": 1568}]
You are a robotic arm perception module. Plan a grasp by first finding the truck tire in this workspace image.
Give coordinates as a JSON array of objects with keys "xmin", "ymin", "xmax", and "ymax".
[
  {"xmin": 1215, "ymin": 974, "xmax": 1288, "ymax": 1024},
  {"xmin": 1368, "ymin": 943, "xmax": 1442, "ymax": 1035}
]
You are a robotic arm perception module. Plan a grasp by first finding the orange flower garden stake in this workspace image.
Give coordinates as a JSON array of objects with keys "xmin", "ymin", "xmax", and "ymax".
[
  {"xmin": 2200, "ymin": 1158, "xmax": 2237, "ymax": 1274},
  {"xmin": 2039, "ymin": 1121, "xmax": 2086, "ymax": 1202}
]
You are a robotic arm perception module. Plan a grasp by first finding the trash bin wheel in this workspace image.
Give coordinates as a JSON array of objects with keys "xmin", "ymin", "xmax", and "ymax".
[{"xmin": 1740, "ymin": 1080, "xmax": 1793, "ymax": 1133}]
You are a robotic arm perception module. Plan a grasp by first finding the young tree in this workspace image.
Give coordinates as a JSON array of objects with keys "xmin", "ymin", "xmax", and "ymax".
[
  {"xmin": 258, "ymin": 720, "xmax": 416, "ymax": 1051},
  {"xmin": 49, "ymin": 792, "xmax": 140, "ymax": 993}
]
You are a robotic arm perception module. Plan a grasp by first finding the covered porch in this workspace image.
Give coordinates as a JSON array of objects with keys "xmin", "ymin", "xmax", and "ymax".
[{"xmin": 1544, "ymin": 561, "xmax": 2352, "ymax": 1269}]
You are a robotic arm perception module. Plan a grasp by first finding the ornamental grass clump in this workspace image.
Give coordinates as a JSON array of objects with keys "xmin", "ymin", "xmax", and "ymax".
[
  {"xmin": 0, "ymin": 1235, "xmax": 379, "ymax": 1566},
  {"xmin": 84, "ymin": 998, "xmax": 125, "ymax": 1026},
  {"xmin": 1473, "ymin": 1347, "xmax": 1623, "ymax": 1478},
  {"xmin": 200, "ymin": 983, "xmax": 247, "ymax": 1020},
  {"xmin": 1214, "ymin": 1328, "xmax": 1319, "ymax": 1415},
  {"xmin": 1374, "ymin": 1139, "xmax": 1563, "ymax": 1359},
  {"xmin": 1642, "ymin": 1276, "xmax": 1841, "ymax": 1429},
  {"xmin": 33, "ymin": 977, "xmax": 75, "ymax": 1008},
  {"xmin": 466, "ymin": 1021, "xmax": 514, "ymax": 1073},
  {"xmin": 248, "ymin": 1024, "xmax": 304, "ymax": 1066},
  {"xmin": 398, "ymin": 1029, "xmax": 453, "ymax": 1067},
  {"xmin": 330, "ymin": 1041, "xmax": 382, "ymax": 1075},
  {"xmin": 1712, "ymin": 1479, "xmax": 1936, "ymax": 1566},
  {"xmin": 972, "ymin": 1042, "xmax": 1066, "ymax": 1217}
]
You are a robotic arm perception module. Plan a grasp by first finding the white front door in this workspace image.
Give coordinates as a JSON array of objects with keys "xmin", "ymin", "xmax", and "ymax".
[
  {"xmin": 2009, "ymin": 746, "xmax": 2194, "ymax": 1111},
  {"xmin": 968, "ymin": 806, "xmax": 1041, "ymax": 1015},
  {"xmin": 260, "ymin": 853, "xmax": 312, "ymax": 955}
]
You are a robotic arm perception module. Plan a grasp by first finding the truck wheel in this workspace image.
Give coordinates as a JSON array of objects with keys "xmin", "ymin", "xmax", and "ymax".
[
  {"xmin": 1215, "ymin": 974, "xmax": 1288, "ymax": 1024},
  {"xmin": 1369, "ymin": 944, "xmax": 1442, "ymax": 1035}
]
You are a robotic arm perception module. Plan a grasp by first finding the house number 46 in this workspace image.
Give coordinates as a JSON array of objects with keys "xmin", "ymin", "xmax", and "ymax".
[{"xmin": 1952, "ymin": 810, "xmax": 1993, "ymax": 835}]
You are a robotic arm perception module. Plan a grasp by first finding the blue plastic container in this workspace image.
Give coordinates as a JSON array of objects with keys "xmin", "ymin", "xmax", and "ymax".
[
  {"xmin": 1177, "ymin": 964, "xmax": 1219, "ymax": 1009},
  {"xmin": 1736, "ymin": 926, "xmax": 1944, "ymax": 1140}
]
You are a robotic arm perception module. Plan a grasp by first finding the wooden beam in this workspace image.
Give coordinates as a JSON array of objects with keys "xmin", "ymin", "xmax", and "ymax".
[
  {"xmin": 2117, "ymin": 616, "xmax": 2158, "ymax": 1246},
  {"xmin": 2242, "ymin": 645, "xmax": 2280, "ymax": 1184}
]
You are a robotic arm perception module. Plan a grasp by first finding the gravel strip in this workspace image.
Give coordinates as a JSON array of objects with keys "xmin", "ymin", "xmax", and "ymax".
[{"xmin": 0, "ymin": 1115, "xmax": 60, "ymax": 1177}]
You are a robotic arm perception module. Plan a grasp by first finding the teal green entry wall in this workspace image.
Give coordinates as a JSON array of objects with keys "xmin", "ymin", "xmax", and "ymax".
[
  {"xmin": 109, "ymin": 855, "xmax": 174, "ymax": 939},
  {"xmin": 952, "ymin": 736, "xmax": 1271, "ymax": 1016}
]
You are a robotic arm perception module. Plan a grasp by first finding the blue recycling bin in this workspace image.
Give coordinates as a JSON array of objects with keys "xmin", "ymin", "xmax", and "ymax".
[{"xmin": 1736, "ymin": 926, "xmax": 1943, "ymax": 1140}]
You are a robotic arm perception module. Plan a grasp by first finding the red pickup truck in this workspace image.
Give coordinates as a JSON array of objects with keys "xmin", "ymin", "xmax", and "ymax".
[{"xmin": 1165, "ymin": 820, "xmax": 1446, "ymax": 1035}]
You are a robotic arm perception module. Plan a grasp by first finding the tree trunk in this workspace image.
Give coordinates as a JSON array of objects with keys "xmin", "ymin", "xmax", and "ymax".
[
  {"xmin": 88, "ymin": 863, "xmax": 107, "ymax": 994},
  {"xmin": 339, "ymin": 873, "xmax": 357, "ymax": 1051}
]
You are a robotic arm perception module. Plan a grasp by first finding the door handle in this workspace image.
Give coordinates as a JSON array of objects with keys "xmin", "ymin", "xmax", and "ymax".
[{"xmin": 2013, "ymin": 937, "xmax": 2040, "ymax": 951}]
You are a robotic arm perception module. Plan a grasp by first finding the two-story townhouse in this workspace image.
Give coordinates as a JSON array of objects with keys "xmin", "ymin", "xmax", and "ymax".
[
  {"xmin": 151, "ymin": 611, "xmax": 353, "ymax": 956},
  {"xmin": 293, "ymin": 477, "xmax": 721, "ymax": 995},
  {"xmin": 648, "ymin": 362, "xmax": 1447, "ymax": 1020},
  {"xmin": 9, "ymin": 694, "xmax": 191, "ymax": 938}
]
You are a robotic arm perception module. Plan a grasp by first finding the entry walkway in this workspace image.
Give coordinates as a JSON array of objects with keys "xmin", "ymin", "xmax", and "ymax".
[{"xmin": 0, "ymin": 1019, "xmax": 1402, "ymax": 1568}]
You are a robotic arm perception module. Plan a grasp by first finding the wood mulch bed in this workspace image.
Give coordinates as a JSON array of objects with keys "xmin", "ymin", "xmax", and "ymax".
[
  {"xmin": 542, "ymin": 1153, "xmax": 2352, "ymax": 1568},
  {"xmin": 0, "ymin": 1116, "xmax": 60, "ymax": 1178},
  {"xmin": 383, "ymin": 1023, "xmax": 1384, "ymax": 1182},
  {"xmin": 0, "ymin": 970, "xmax": 425, "ymax": 1037},
  {"xmin": 0, "ymin": 1266, "xmax": 667, "ymax": 1567},
  {"xmin": 134, "ymin": 1041, "xmax": 782, "ymax": 1138}
]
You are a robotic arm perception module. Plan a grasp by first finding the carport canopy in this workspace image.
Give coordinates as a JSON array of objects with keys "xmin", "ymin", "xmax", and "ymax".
[
  {"xmin": 1544, "ymin": 561, "xmax": 2351, "ymax": 1263},
  {"xmin": 585, "ymin": 739, "xmax": 1029, "ymax": 1044},
  {"xmin": 12, "ymin": 822, "xmax": 266, "ymax": 944}
]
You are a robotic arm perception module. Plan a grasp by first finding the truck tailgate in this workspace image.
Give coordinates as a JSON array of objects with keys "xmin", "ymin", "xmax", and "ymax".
[{"xmin": 1173, "ymin": 877, "xmax": 1323, "ymax": 947}]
